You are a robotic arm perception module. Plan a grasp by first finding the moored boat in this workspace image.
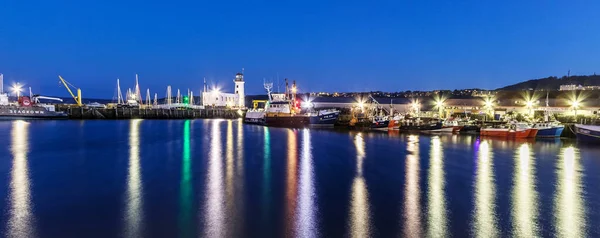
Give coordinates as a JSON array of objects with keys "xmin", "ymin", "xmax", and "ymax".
[
  {"xmin": 533, "ymin": 122, "xmax": 564, "ymax": 138},
  {"xmin": 480, "ymin": 122, "xmax": 538, "ymax": 138},
  {"xmin": 0, "ymin": 94, "xmax": 68, "ymax": 120},
  {"xmin": 574, "ymin": 124, "xmax": 600, "ymax": 143}
]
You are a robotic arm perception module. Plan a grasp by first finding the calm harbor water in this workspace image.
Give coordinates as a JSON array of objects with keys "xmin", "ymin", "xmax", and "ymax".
[{"xmin": 0, "ymin": 119, "xmax": 599, "ymax": 237}]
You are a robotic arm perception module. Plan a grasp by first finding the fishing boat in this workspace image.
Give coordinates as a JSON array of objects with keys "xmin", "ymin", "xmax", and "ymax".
[
  {"xmin": 573, "ymin": 124, "xmax": 600, "ymax": 143},
  {"xmin": 262, "ymin": 79, "xmax": 339, "ymax": 128},
  {"xmin": 532, "ymin": 122, "xmax": 564, "ymax": 138},
  {"xmin": 480, "ymin": 122, "xmax": 538, "ymax": 138}
]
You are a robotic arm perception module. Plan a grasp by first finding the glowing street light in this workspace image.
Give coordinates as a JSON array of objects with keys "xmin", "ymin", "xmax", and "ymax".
[
  {"xmin": 434, "ymin": 97, "xmax": 446, "ymax": 119},
  {"xmin": 571, "ymin": 99, "xmax": 582, "ymax": 117},
  {"xmin": 11, "ymin": 83, "xmax": 23, "ymax": 97},
  {"xmin": 411, "ymin": 99, "xmax": 420, "ymax": 116}
]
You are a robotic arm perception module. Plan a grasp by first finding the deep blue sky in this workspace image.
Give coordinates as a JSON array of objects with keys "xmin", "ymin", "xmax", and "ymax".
[{"xmin": 1, "ymin": 0, "xmax": 599, "ymax": 98}]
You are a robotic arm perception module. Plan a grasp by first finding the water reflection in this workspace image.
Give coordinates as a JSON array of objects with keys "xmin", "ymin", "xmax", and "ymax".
[
  {"xmin": 511, "ymin": 144, "xmax": 539, "ymax": 237},
  {"xmin": 297, "ymin": 129, "xmax": 317, "ymax": 237},
  {"xmin": 427, "ymin": 136, "xmax": 447, "ymax": 238},
  {"xmin": 8, "ymin": 121, "xmax": 35, "ymax": 238},
  {"xmin": 125, "ymin": 119, "xmax": 143, "ymax": 238},
  {"xmin": 403, "ymin": 135, "xmax": 421, "ymax": 237},
  {"xmin": 473, "ymin": 140, "xmax": 498, "ymax": 238},
  {"xmin": 179, "ymin": 120, "xmax": 193, "ymax": 236},
  {"xmin": 554, "ymin": 146, "xmax": 586, "ymax": 238},
  {"xmin": 204, "ymin": 120, "xmax": 224, "ymax": 237},
  {"xmin": 349, "ymin": 133, "xmax": 370, "ymax": 238},
  {"xmin": 262, "ymin": 127, "xmax": 271, "ymax": 231},
  {"xmin": 285, "ymin": 129, "xmax": 298, "ymax": 235}
]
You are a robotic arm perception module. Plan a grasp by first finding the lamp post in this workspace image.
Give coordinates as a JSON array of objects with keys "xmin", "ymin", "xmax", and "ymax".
[
  {"xmin": 11, "ymin": 83, "xmax": 23, "ymax": 98},
  {"xmin": 435, "ymin": 99, "xmax": 445, "ymax": 119}
]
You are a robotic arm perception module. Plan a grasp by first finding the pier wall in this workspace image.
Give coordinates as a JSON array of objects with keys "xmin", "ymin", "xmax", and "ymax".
[{"xmin": 63, "ymin": 107, "xmax": 241, "ymax": 120}]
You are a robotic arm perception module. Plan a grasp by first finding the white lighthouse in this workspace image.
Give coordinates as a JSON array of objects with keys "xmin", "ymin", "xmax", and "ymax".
[{"xmin": 234, "ymin": 72, "xmax": 245, "ymax": 108}]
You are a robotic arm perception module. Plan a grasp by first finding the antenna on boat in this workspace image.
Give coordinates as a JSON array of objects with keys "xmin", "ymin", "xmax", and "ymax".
[
  {"xmin": 276, "ymin": 72, "xmax": 280, "ymax": 93},
  {"xmin": 263, "ymin": 78, "xmax": 273, "ymax": 101},
  {"xmin": 29, "ymin": 87, "xmax": 32, "ymax": 98},
  {"xmin": 203, "ymin": 77, "xmax": 207, "ymax": 93},
  {"xmin": 0, "ymin": 74, "xmax": 3, "ymax": 94}
]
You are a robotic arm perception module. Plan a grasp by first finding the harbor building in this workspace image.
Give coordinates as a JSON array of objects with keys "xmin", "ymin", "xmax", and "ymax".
[{"xmin": 202, "ymin": 72, "xmax": 246, "ymax": 108}]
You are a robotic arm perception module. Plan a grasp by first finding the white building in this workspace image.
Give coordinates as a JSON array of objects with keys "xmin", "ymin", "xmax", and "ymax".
[{"xmin": 202, "ymin": 72, "xmax": 246, "ymax": 108}]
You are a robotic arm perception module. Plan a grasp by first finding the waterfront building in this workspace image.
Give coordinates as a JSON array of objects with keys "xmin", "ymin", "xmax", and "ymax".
[{"xmin": 202, "ymin": 72, "xmax": 246, "ymax": 108}]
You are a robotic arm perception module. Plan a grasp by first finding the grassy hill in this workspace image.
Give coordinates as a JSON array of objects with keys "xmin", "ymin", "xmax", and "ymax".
[{"xmin": 497, "ymin": 74, "xmax": 600, "ymax": 91}]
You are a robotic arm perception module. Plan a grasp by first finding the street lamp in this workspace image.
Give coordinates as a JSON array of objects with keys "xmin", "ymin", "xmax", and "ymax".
[
  {"xmin": 483, "ymin": 97, "xmax": 495, "ymax": 121},
  {"xmin": 571, "ymin": 99, "xmax": 581, "ymax": 118},
  {"xmin": 411, "ymin": 99, "xmax": 420, "ymax": 116},
  {"xmin": 434, "ymin": 98, "xmax": 445, "ymax": 119},
  {"xmin": 11, "ymin": 83, "xmax": 23, "ymax": 97}
]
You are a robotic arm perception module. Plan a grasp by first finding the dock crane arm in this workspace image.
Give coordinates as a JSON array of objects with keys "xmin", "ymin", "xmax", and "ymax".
[{"xmin": 58, "ymin": 75, "xmax": 82, "ymax": 106}]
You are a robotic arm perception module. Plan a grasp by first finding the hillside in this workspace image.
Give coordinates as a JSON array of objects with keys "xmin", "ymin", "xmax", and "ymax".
[{"xmin": 497, "ymin": 75, "xmax": 600, "ymax": 91}]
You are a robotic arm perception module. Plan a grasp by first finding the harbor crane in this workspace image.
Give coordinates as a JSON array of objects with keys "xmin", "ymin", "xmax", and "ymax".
[{"xmin": 58, "ymin": 75, "xmax": 82, "ymax": 106}]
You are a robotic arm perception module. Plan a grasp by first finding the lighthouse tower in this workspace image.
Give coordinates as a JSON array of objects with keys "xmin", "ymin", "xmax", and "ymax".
[{"xmin": 234, "ymin": 72, "xmax": 245, "ymax": 108}]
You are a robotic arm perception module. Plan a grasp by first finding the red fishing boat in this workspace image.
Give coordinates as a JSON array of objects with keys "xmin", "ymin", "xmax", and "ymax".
[{"xmin": 480, "ymin": 122, "xmax": 538, "ymax": 138}]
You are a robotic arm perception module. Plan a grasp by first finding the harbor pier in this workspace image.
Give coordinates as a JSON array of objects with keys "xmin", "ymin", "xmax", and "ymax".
[{"xmin": 62, "ymin": 107, "xmax": 241, "ymax": 120}]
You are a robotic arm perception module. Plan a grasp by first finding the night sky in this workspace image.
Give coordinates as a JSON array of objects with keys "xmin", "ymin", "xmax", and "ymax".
[{"xmin": 1, "ymin": 0, "xmax": 599, "ymax": 98}]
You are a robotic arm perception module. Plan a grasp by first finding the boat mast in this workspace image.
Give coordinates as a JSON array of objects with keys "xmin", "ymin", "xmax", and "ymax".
[
  {"xmin": 116, "ymin": 78, "xmax": 123, "ymax": 104},
  {"xmin": 135, "ymin": 74, "xmax": 142, "ymax": 103},
  {"xmin": 146, "ymin": 89, "xmax": 151, "ymax": 106},
  {"xmin": 166, "ymin": 85, "xmax": 172, "ymax": 105},
  {"xmin": 153, "ymin": 93, "xmax": 158, "ymax": 106},
  {"xmin": 176, "ymin": 89, "xmax": 181, "ymax": 104},
  {"xmin": 0, "ymin": 73, "xmax": 3, "ymax": 94},
  {"xmin": 544, "ymin": 92, "xmax": 549, "ymax": 121}
]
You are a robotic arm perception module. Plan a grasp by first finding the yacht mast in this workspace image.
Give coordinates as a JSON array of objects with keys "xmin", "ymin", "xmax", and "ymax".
[{"xmin": 116, "ymin": 78, "xmax": 123, "ymax": 104}]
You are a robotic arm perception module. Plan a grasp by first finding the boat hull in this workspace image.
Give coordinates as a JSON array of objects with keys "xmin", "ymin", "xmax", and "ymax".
[
  {"xmin": 574, "ymin": 125, "xmax": 600, "ymax": 143},
  {"xmin": 0, "ymin": 106, "xmax": 68, "ymax": 120},
  {"xmin": 265, "ymin": 115, "xmax": 310, "ymax": 128},
  {"xmin": 536, "ymin": 126, "xmax": 564, "ymax": 138},
  {"xmin": 309, "ymin": 111, "xmax": 340, "ymax": 128},
  {"xmin": 243, "ymin": 117, "xmax": 265, "ymax": 125},
  {"xmin": 480, "ymin": 128, "xmax": 538, "ymax": 138}
]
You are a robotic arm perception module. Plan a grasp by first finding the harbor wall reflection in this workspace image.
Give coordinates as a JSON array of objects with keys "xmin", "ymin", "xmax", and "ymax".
[
  {"xmin": 554, "ymin": 146, "xmax": 586, "ymax": 238},
  {"xmin": 125, "ymin": 119, "xmax": 143, "ymax": 238},
  {"xmin": 296, "ymin": 129, "xmax": 317, "ymax": 237},
  {"xmin": 179, "ymin": 120, "xmax": 193, "ymax": 236},
  {"xmin": 403, "ymin": 135, "xmax": 422, "ymax": 237},
  {"xmin": 8, "ymin": 121, "xmax": 35, "ymax": 238},
  {"xmin": 511, "ymin": 143, "xmax": 539, "ymax": 237},
  {"xmin": 349, "ymin": 133, "xmax": 370, "ymax": 238},
  {"xmin": 204, "ymin": 120, "xmax": 224, "ymax": 237},
  {"xmin": 427, "ymin": 136, "xmax": 447, "ymax": 238},
  {"xmin": 473, "ymin": 140, "xmax": 498, "ymax": 238}
]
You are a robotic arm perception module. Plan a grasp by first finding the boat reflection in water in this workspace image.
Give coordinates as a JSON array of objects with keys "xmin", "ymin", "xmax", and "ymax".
[
  {"xmin": 296, "ymin": 129, "xmax": 317, "ymax": 237},
  {"xmin": 511, "ymin": 144, "xmax": 539, "ymax": 237},
  {"xmin": 403, "ymin": 135, "xmax": 422, "ymax": 237},
  {"xmin": 204, "ymin": 120, "xmax": 224, "ymax": 237},
  {"xmin": 285, "ymin": 129, "xmax": 298, "ymax": 236},
  {"xmin": 554, "ymin": 146, "xmax": 586, "ymax": 237},
  {"xmin": 125, "ymin": 119, "xmax": 144, "ymax": 238},
  {"xmin": 473, "ymin": 140, "xmax": 498, "ymax": 237},
  {"xmin": 427, "ymin": 136, "xmax": 447, "ymax": 238},
  {"xmin": 8, "ymin": 121, "xmax": 35, "ymax": 238},
  {"xmin": 349, "ymin": 133, "xmax": 371, "ymax": 238}
]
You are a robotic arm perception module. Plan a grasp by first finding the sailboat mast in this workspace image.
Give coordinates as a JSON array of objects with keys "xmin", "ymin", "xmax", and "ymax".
[{"xmin": 117, "ymin": 79, "xmax": 123, "ymax": 104}]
